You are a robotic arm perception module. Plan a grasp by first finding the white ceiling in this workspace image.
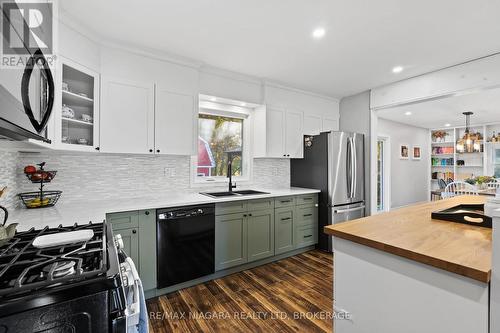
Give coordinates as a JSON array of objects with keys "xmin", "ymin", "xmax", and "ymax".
[
  {"xmin": 60, "ymin": 0, "xmax": 500, "ymax": 98},
  {"xmin": 377, "ymin": 88, "xmax": 500, "ymax": 129}
]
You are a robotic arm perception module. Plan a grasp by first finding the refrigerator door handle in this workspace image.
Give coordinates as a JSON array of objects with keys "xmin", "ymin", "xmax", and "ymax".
[
  {"xmin": 346, "ymin": 138, "xmax": 352, "ymax": 198},
  {"xmin": 348, "ymin": 137, "xmax": 356, "ymax": 198},
  {"xmin": 334, "ymin": 205, "xmax": 365, "ymax": 214},
  {"xmin": 352, "ymin": 137, "xmax": 357, "ymax": 199}
]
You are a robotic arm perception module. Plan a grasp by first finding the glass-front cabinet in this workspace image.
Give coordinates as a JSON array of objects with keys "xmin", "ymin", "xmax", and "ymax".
[{"xmin": 54, "ymin": 57, "xmax": 99, "ymax": 151}]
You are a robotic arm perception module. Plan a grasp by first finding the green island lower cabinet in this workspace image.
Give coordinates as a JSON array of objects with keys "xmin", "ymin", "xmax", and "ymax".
[{"xmin": 107, "ymin": 193, "xmax": 318, "ymax": 296}]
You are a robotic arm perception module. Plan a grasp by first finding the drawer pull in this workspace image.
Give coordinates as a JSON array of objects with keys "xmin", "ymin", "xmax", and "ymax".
[
  {"xmin": 281, "ymin": 217, "xmax": 291, "ymax": 221},
  {"xmin": 303, "ymin": 214, "xmax": 313, "ymax": 217},
  {"xmin": 303, "ymin": 197, "xmax": 313, "ymax": 200},
  {"xmin": 304, "ymin": 235, "xmax": 313, "ymax": 238},
  {"xmin": 280, "ymin": 200, "xmax": 291, "ymax": 203}
]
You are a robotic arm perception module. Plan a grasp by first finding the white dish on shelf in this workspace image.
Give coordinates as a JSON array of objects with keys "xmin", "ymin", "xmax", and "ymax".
[
  {"xmin": 77, "ymin": 138, "xmax": 89, "ymax": 145},
  {"xmin": 62, "ymin": 105, "xmax": 75, "ymax": 119},
  {"xmin": 33, "ymin": 230, "xmax": 94, "ymax": 248},
  {"xmin": 81, "ymin": 114, "xmax": 93, "ymax": 122}
]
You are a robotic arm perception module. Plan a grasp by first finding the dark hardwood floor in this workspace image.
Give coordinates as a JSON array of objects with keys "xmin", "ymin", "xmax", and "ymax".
[{"xmin": 147, "ymin": 250, "xmax": 334, "ymax": 333}]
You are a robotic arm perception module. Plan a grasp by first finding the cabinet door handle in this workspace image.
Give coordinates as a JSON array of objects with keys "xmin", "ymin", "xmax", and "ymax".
[
  {"xmin": 281, "ymin": 217, "xmax": 291, "ymax": 221},
  {"xmin": 303, "ymin": 214, "xmax": 313, "ymax": 217},
  {"xmin": 95, "ymin": 147, "xmax": 100, "ymax": 151},
  {"xmin": 156, "ymin": 149, "xmax": 160, "ymax": 153},
  {"xmin": 304, "ymin": 234, "xmax": 312, "ymax": 238},
  {"xmin": 132, "ymin": 229, "xmax": 137, "ymax": 234},
  {"xmin": 145, "ymin": 211, "xmax": 150, "ymax": 215},
  {"xmin": 248, "ymin": 213, "xmax": 252, "ymax": 217},
  {"xmin": 149, "ymin": 149, "xmax": 153, "ymax": 153},
  {"xmin": 243, "ymin": 214, "xmax": 247, "ymax": 217},
  {"xmin": 280, "ymin": 200, "xmax": 290, "ymax": 204}
]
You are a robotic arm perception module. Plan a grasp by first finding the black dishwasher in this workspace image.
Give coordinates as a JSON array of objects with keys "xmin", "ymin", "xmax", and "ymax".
[{"xmin": 156, "ymin": 204, "xmax": 215, "ymax": 288}]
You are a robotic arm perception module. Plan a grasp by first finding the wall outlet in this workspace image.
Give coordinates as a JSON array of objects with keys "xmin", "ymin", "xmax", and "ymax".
[{"xmin": 164, "ymin": 167, "xmax": 175, "ymax": 177}]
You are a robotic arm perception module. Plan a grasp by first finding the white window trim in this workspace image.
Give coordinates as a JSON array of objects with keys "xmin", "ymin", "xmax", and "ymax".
[{"xmin": 191, "ymin": 106, "xmax": 254, "ymax": 187}]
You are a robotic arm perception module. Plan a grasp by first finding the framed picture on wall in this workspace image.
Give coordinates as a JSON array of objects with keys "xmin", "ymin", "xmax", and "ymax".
[
  {"xmin": 412, "ymin": 146, "xmax": 422, "ymax": 160},
  {"xmin": 400, "ymin": 144, "xmax": 409, "ymax": 160}
]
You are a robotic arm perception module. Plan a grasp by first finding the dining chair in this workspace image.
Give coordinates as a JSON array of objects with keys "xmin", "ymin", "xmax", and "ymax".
[
  {"xmin": 442, "ymin": 181, "xmax": 478, "ymax": 199},
  {"xmin": 438, "ymin": 179, "xmax": 447, "ymax": 189},
  {"xmin": 487, "ymin": 179, "xmax": 500, "ymax": 189}
]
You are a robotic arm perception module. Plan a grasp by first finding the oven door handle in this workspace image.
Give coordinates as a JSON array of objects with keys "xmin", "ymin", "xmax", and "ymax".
[{"xmin": 122, "ymin": 257, "xmax": 141, "ymax": 328}]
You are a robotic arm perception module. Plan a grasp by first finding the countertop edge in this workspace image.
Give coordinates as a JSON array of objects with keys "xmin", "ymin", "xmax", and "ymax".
[
  {"xmin": 324, "ymin": 226, "xmax": 490, "ymax": 283},
  {"xmin": 11, "ymin": 187, "xmax": 321, "ymax": 230}
]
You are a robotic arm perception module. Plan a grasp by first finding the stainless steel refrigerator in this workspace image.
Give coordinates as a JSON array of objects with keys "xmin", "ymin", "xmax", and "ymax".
[{"xmin": 291, "ymin": 131, "xmax": 365, "ymax": 252}]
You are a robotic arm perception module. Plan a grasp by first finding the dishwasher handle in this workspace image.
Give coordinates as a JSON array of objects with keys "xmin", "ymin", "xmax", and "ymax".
[{"xmin": 157, "ymin": 205, "xmax": 215, "ymax": 220}]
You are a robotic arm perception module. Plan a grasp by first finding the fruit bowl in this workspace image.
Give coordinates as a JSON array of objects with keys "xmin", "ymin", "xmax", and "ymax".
[
  {"xmin": 25, "ymin": 171, "xmax": 57, "ymax": 183},
  {"xmin": 19, "ymin": 191, "xmax": 62, "ymax": 209}
]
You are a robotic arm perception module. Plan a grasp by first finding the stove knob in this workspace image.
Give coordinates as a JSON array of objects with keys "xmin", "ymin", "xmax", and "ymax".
[
  {"xmin": 115, "ymin": 234, "xmax": 124, "ymax": 250},
  {"xmin": 197, "ymin": 209, "xmax": 203, "ymax": 214}
]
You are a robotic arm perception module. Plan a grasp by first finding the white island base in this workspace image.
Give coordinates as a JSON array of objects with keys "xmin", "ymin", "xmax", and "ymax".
[{"xmin": 333, "ymin": 238, "xmax": 489, "ymax": 333}]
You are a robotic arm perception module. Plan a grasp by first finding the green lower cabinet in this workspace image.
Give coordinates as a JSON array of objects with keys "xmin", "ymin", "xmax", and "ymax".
[
  {"xmin": 138, "ymin": 209, "xmax": 156, "ymax": 291},
  {"xmin": 114, "ymin": 227, "xmax": 140, "ymax": 265},
  {"xmin": 215, "ymin": 213, "xmax": 247, "ymax": 271},
  {"xmin": 247, "ymin": 209, "xmax": 275, "ymax": 262},
  {"xmin": 275, "ymin": 207, "xmax": 295, "ymax": 255},
  {"xmin": 295, "ymin": 224, "xmax": 318, "ymax": 249}
]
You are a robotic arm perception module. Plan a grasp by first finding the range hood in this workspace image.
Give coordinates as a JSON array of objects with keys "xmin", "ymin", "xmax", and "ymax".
[{"xmin": 0, "ymin": 85, "xmax": 50, "ymax": 143}]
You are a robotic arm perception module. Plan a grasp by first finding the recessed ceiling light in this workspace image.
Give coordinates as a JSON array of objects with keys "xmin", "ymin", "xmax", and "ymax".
[
  {"xmin": 312, "ymin": 27, "xmax": 326, "ymax": 39},
  {"xmin": 240, "ymin": 102, "xmax": 246, "ymax": 107},
  {"xmin": 405, "ymin": 111, "xmax": 412, "ymax": 116},
  {"xmin": 392, "ymin": 66, "xmax": 404, "ymax": 74},
  {"xmin": 210, "ymin": 97, "xmax": 217, "ymax": 102},
  {"xmin": 444, "ymin": 123, "xmax": 451, "ymax": 127}
]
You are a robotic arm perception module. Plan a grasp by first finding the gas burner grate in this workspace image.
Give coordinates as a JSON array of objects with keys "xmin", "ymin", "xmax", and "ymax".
[{"xmin": 0, "ymin": 223, "xmax": 108, "ymax": 298}]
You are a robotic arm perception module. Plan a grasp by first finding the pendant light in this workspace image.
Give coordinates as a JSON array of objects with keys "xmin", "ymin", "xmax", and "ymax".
[{"xmin": 456, "ymin": 112, "xmax": 480, "ymax": 153}]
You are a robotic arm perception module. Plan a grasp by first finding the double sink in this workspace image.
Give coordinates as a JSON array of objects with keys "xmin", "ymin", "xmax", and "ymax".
[{"xmin": 200, "ymin": 190, "xmax": 269, "ymax": 198}]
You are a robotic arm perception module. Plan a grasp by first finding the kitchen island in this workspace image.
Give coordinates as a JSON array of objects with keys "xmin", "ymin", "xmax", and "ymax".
[{"xmin": 325, "ymin": 195, "xmax": 491, "ymax": 333}]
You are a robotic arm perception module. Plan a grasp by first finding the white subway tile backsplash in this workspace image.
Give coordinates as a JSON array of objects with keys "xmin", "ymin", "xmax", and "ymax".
[
  {"xmin": 6, "ymin": 151, "xmax": 290, "ymax": 205},
  {"xmin": 0, "ymin": 151, "xmax": 19, "ymax": 210}
]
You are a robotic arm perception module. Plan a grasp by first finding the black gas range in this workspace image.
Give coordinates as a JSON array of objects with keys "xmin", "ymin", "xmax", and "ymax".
[{"xmin": 0, "ymin": 222, "xmax": 129, "ymax": 332}]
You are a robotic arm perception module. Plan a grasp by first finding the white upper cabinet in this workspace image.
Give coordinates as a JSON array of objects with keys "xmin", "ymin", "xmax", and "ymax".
[
  {"xmin": 285, "ymin": 110, "xmax": 304, "ymax": 158},
  {"xmin": 253, "ymin": 106, "xmax": 304, "ymax": 158},
  {"xmin": 303, "ymin": 114, "xmax": 322, "ymax": 135},
  {"xmin": 266, "ymin": 107, "xmax": 286, "ymax": 158},
  {"xmin": 155, "ymin": 87, "xmax": 195, "ymax": 155},
  {"xmin": 100, "ymin": 77, "xmax": 155, "ymax": 154},
  {"xmin": 322, "ymin": 117, "xmax": 339, "ymax": 132}
]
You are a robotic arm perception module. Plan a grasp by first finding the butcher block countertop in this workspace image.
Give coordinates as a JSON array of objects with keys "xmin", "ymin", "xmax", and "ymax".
[{"xmin": 324, "ymin": 196, "xmax": 492, "ymax": 283}]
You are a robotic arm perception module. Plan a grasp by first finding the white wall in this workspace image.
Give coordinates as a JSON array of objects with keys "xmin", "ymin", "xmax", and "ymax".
[
  {"xmin": 377, "ymin": 118, "xmax": 430, "ymax": 208},
  {"xmin": 340, "ymin": 91, "xmax": 371, "ymax": 213}
]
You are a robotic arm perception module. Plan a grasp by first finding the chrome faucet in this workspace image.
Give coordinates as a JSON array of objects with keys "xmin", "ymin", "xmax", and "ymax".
[{"xmin": 227, "ymin": 160, "xmax": 236, "ymax": 192}]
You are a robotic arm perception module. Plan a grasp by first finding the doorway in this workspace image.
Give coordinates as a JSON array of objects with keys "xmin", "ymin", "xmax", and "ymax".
[{"xmin": 376, "ymin": 135, "xmax": 390, "ymax": 212}]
